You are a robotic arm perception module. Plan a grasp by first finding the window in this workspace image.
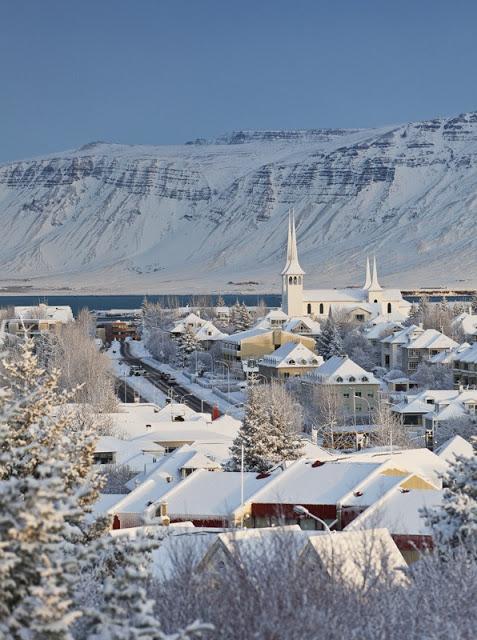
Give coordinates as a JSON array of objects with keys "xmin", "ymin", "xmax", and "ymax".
[
  {"xmin": 387, "ymin": 302, "xmax": 392, "ymax": 314},
  {"xmin": 284, "ymin": 372, "xmax": 290, "ymax": 379},
  {"xmin": 343, "ymin": 392, "xmax": 350, "ymax": 399},
  {"xmin": 319, "ymin": 303, "xmax": 324, "ymax": 315},
  {"xmin": 293, "ymin": 276, "xmax": 297, "ymax": 284},
  {"xmin": 367, "ymin": 393, "xmax": 374, "ymax": 398},
  {"xmin": 307, "ymin": 303, "xmax": 312, "ymax": 314},
  {"xmin": 355, "ymin": 391, "xmax": 362, "ymax": 397},
  {"xmin": 374, "ymin": 299, "xmax": 378, "ymax": 303},
  {"xmin": 288, "ymin": 359, "xmax": 296, "ymax": 365},
  {"xmin": 349, "ymin": 376, "xmax": 356, "ymax": 382},
  {"xmin": 289, "ymin": 276, "xmax": 293, "ymax": 284},
  {"xmin": 336, "ymin": 376, "xmax": 343, "ymax": 383},
  {"xmin": 361, "ymin": 376, "xmax": 368, "ymax": 382},
  {"xmin": 356, "ymin": 314, "xmax": 365, "ymax": 322}
]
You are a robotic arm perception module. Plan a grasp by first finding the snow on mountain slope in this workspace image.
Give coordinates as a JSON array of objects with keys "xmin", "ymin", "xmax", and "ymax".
[{"xmin": 1, "ymin": 112, "xmax": 477, "ymax": 293}]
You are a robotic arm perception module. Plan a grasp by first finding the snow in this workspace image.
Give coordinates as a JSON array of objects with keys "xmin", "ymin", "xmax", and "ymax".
[
  {"xmin": 435, "ymin": 435, "xmax": 474, "ymax": 463},
  {"xmin": 308, "ymin": 355, "xmax": 379, "ymax": 385},
  {"xmin": 259, "ymin": 341, "xmax": 322, "ymax": 368}
]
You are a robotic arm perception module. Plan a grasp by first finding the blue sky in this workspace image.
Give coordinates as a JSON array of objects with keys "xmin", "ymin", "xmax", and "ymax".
[{"xmin": 1, "ymin": 0, "xmax": 476, "ymax": 162}]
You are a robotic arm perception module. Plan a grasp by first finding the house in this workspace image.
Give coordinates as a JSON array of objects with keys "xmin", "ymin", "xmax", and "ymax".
[
  {"xmin": 305, "ymin": 356, "xmax": 380, "ymax": 414},
  {"xmin": 299, "ymin": 528, "xmax": 407, "ymax": 585},
  {"xmin": 281, "ymin": 209, "xmax": 411, "ymax": 321},
  {"xmin": 6, "ymin": 303, "xmax": 74, "ymax": 337},
  {"xmin": 219, "ymin": 327, "xmax": 316, "ymax": 364},
  {"xmin": 435, "ymin": 434, "xmax": 474, "ymax": 464},
  {"xmin": 428, "ymin": 342, "xmax": 470, "ymax": 366},
  {"xmin": 146, "ymin": 468, "xmax": 280, "ymax": 528},
  {"xmin": 452, "ymin": 310, "xmax": 477, "ymax": 342},
  {"xmin": 170, "ymin": 312, "xmax": 206, "ymax": 335},
  {"xmin": 380, "ymin": 324, "xmax": 458, "ymax": 374},
  {"xmin": 107, "ymin": 445, "xmax": 222, "ymax": 529},
  {"xmin": 215, "ymin": 306, "xmax": 230, "ymax": 322},
  {"xmin": 258, "ymin": 342, "xmax": 323, "ymax": 380},
  {"xmin": 364, "ymin": 321, "xmax": 403, "ymax": 349},
  {"xmin": 391, "ymin": 389, "xmax": 477, "ymax": 431},
  {"xmin": 345, "ymin": 483, "xmax": 443, "ymax": 563},
  {"xmin": 452, "ymin": 342, "xmax": 477, "ymax": 388}
]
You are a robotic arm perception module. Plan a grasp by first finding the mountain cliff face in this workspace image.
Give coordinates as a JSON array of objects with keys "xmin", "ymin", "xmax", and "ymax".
[{"xmin": 1, "ymin": 112, "xmax": 477, "ymax": 293}]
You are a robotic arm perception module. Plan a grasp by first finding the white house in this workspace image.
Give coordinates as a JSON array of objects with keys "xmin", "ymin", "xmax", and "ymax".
[
  {"xmin": 258, "ymin": 341, "xmax": 323, "ymax": 380},
  {"xmin": 281, "ymin": 210, "xmax": 411, "ymax": 322}
]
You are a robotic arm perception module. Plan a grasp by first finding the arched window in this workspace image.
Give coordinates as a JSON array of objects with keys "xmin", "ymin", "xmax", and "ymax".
[
  {"xmin": 288, "ymin": 359, "xmax": 296, "ymax": 365},
  {"xmin": 387, "ymin": 302, "xmax": 392, "ymax": 314},
  {"xmin": 297, "ymin": 276, "xmax": 301, "ymax": 284},
  {"xmin": 374, "ymin": 299, "xmax": 378, "ymax": 304},
  {"xmin": 336, "ymin": 376, "xmax": 343, "ymax": 383},
  {"xmin": 289, "ymin": 276, "xmax": 293, "ymax": 284},
  {"xmin": 307, "ymin": 303, "xmax": 312, "ymax": 314},
  {"xmin": 349, "ymin": 376, "xmax": 356, "ymax": 382},
  {"xmin": 362, "ymin": 376, "xmax": 369, "ymax": 382},
  {"xmin": 319, "ymin": 303, "xmax": 324, "ymax": 315},
  {"xmin": 293, "ymin": 276, "xmax": 297, "ymax": 284}
]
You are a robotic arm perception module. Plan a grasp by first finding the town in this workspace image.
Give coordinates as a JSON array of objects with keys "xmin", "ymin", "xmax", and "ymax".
[{"xmin": 0, "ymin": 209, "xmax": 475, "ymax": 638}]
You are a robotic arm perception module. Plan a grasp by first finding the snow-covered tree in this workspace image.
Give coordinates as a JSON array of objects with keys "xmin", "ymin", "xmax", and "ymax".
[
  {"xmin": 422, "ymin": 437, "xmax": 477, "ymax": 554},
  {"xmin": 342, "ymin": 330, "xmax": 376, "ymax": 369},
  {"xmin": 238, "ymin": 303, "xmax": 254, "ymax": 330},
  {"xmin": 411, "ymin": 362, "xmax": 453, "ymax": 390},
  {"xmin": 434, "ymin": 416, "xmax": 477, "ymax": 448},
  {"xmin": 371, "ymin": 398, "xmax": 414, "ymax": 449},
  {"xmin": 0, "ymin": 339, "xmax": 103, "ymax": 638},
  {"xmin": 176, "ymin": 326, "xmax": 201, "ymax": 368},
  {"xmin": 316, "ymin": 313, "xmax": 344, "ymax": 360},
  {"xmin": 229, "ymin": 383, "xmax": 303, "ymax": 472}
]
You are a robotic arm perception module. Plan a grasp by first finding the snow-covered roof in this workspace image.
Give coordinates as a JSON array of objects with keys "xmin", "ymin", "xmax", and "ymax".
[
  {"xmin": 381, "ymin": 324, "xmax": 424, "ymax": 345},
  {"xmin": 194, "ymin": 320, "xmax": 227, "ymax": 341},
  {"xmin": 454, "ymin": 342, "xmax": 477, "ymax": 364},
  {"xmin": 435, "ymin": 435, "xmax": 474, "ymax": 463},
  {"xmin": 266, "ymin": 309, "xmax": 288, "ymax": 321},
  {"xmin": 107, "ymin": 445, "xmax": 222, "ymax": 516},
  {"xmin": 452, "ymin": 311, "xmax": 477, "ymax": 336},
  {"xmin": 151, "ymin": 469, "xmax": 279, "ymax": 520},
  {"xmin": 302, "ymin": 528, "xmax": 407, "ymax": 587},
  {"xmin": 151, "ymin": 530, "xmax": 219, "ymax": 581},
  {"xmin": 283, "ymin": 316, "xmax": 321, "ymax": 334},
  {"xmin": 407, "ymin": 329, "xmax": 458, "ymax": 351},
  {"xmin": 343, "ymin": 447, "xmax": 449, "ymax": 489},
  {"xmin": 260, "ymin": 341, "xmax": 322, "ymax": 369},
  {"xmin": 14, "ymin": 304, "xmax": 74, "ymax": 323},
  {"xmin": 365, "ymin": 321, "xmax": 403, "ymax": 341},
  {"xmin": 346, "ymin": 485, "xmax": 443, "ymax": 537},
  {"xmin": 222, "ymin": 327, "xmax": 271, "ymax": 343},
  {"xmin": 428, "ymin": 342, "xmax": 470, "ymax": 364},
  {"xmin": 303, "ymin": 289, "xmax": 366, "ymax": 303},
  {"xmin": 250, "ymin": 459, "xmax": 384, "ymax": 506},
  {"xmin": 308, "ymin": 356, "xmax": 379, "ymax": 385}
]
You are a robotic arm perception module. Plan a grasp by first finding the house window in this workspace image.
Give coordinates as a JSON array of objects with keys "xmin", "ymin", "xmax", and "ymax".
[
  {"xmin": 349, "ymin": 376, "xmax": 356, "ymax": 382},
  {"xmin": 355, "ymin": 391, "xmax": 362, "ymax": 397},
  {"xmin": 387, "ymin": 303, "xmax": 392, "ymax": 314},
  {"xmin": 319, "ymin": 303, "xmax": 324, "ymax": 314},
  {"xmin": 284, "ymin": 372, "xmax": 290, "ymax": 379},
  {"xmin": 356, "ymin": 314, "xmax": 364, "ymax": 322},
  {"xmin": 367, "ymin": 393, "xmax": 374, "ymax": 398},
  {"xmin": 336, "ymin": 376, "xmax": 343, "ymax": 383},
  {"xmin": 307, "ymin": 303, "xmax": 312, "ymax": 314},
  {"xmin": 343, "ymin": 393, "xmax": 350, "ymax": 398}
]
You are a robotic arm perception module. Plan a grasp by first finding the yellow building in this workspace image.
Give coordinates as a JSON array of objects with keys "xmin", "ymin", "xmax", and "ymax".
[
  {"xmin": 220, "ymin": 327, "xmax": 316, "ymax": 363},
  {"xmin": 258, "ymin": 341, "xmax": 323, "ymax": 380}
]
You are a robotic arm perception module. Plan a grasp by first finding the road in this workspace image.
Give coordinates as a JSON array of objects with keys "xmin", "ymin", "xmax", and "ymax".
[{"xmin": 119, "ymin": 341, "xmax": 215, "ymax": 414}]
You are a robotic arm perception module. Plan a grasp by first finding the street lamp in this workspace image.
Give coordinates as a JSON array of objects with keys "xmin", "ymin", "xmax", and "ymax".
[
  {"xmin": 293, "ymin": 505, "xmax": 333, "ymax": 534},
  {"xmin": 180, "ymin": 393, "xmax": 204, "ymax": 414},
  {"xmin": 216, "ymin": 360, "xmax": 231, "ymax": 398}
]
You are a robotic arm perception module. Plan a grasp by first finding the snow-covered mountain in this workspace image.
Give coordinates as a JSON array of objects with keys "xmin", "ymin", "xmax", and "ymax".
[{"xmin": 1, "ymin": 111, "xmax": 477, "ymax": 293}]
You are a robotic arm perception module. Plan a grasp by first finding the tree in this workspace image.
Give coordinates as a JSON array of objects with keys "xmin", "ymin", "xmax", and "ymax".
[
  {"xmin": 228, "ymin": 383, "xmax": 303, "ymax": 472},
  {"xmin": 421, "ymin": 437, "xmax": 477, "ymax": 554},
  {"xmin": 434, "ymin": 416, "xmax": 477, "ymax": 448},
  {"xmin": 176, "ymin": 326, "xmax": 201, "ymax": 368},
  {"xmin": 313, "ymin": 383, "xmax": 345, "ymax": 449},
  {"xmin": 371, "ymin": 398, "xmax": 414, "ymax": 449},
  {"xmin": 0, "ymin": 339, "xmax": 104, "ymax": 638},
  {"xmin": 238, "ymin": 303, "xmax": 254, "ymax": 330},
  {"xmin": 316, "ymin": 313, "xmax": 343, "ymax": 360},
  {"xmin": 411, "ymin": 362, "xmax": 453, "ymax": 390},
  {"xmin": 342, "ymin": 330, "xmax": 376, "ymax": 370}
]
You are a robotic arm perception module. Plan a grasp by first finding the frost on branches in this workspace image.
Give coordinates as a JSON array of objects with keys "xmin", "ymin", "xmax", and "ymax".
[
  {"xmin": 229, "ymin": 382, "xmax": 303, "ymax": 472},
  {"xmin": 316, "ymin": 314, "xmax": 343, "ymax": 361},
  {"xmin": 422, "ymin": 437, "xmax": 477, "ymax": 555}
]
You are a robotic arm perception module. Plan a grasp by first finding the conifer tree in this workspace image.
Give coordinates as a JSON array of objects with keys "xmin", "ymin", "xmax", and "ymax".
[
  {"xmin": 422, "ymin": 437, "xmax": 477, "ymax": 554},
  {"xmin": 176, "ymin": 326, "xmax": 201, "ymax": 367},
  {"xmin": 238, "ymin": 303, "xmax": 254, "ymax": 330},
  {"xmin": 316, "ymin": 313, "xmax": 343, "ymax": 360},
  {"xmin": 216, "ymin": 295, "xmax": 226, "ymax": 308}
]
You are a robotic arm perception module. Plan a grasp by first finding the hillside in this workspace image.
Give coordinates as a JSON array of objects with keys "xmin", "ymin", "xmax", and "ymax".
[{"xmin": 1, "ymin": 112, "xmax": 477, "ymax": 293}]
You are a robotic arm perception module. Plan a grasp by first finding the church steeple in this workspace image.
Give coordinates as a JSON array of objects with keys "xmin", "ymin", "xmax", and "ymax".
[
  {"xmin": 363, "ymin": 256, "xmax": 371, "ymax": 290},
  {"xmin": 369, "ymin": 256, "xmax": 382, "ymax": 291},
  {"xmin": 281, "ymin": 208, "xmax": 304, "ymax": 276}
]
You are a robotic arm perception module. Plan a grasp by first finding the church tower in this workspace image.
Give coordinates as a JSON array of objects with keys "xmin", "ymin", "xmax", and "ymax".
[
  {"xmin": 366, "ymin": 256, "xmax": 385, "ymax": 306},
  {"xmin": 281, "ymin": 209, "xmax": 305, "ymax": 317}
]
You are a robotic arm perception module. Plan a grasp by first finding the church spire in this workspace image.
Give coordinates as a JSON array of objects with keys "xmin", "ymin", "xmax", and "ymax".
[
  {"xmin": 281, "ymin": 208, "xmax": 305, "ymax": 276},
  {"xmin": 363, "ymin": 256, "xmax": 371, "ymax": 289},
  {"xmin": 369, "ymin": 255, "xmax": 382, "ymax": 291}
]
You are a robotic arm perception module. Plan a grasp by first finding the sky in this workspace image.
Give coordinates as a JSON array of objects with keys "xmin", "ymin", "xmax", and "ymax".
[{"xmin": 1, "ymin": 0, "xmax": 477, "ymax": 163}]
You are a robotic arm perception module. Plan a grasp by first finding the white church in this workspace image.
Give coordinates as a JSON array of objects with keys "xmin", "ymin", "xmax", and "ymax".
[{"xmin": 281, "ymin": 211, "xmax": 411, "ymax": 323}]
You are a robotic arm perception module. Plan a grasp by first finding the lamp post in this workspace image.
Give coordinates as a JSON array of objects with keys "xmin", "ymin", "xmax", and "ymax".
[
  {"xmin": 352, "ymin": 394, "xmax": 374, "ymax": 450},
  {"xmin": 216, "ymin": 360, "xmax": 231, "ymax": 399},
  {"xmin": 293, "ymin": 505, "xmax": 333, "ymax": 534},
  {"xmin": 180, "ymin": 392, "xmax": 204, "ymax": 414}
]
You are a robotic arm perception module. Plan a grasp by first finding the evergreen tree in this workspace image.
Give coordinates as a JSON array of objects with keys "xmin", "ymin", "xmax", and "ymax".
[
  {"xmin": 238, "ymin": 303, "xmax": 254, "ymax": 330},
  {"xmin": 216, "ymin": 295, "xmax": 226, "ymax": 308},
  {"xmin": 229, "ymin": 384, "xmax": 303, "ymax": 472},
  {"xmin": 0, "ymin": 339, "xmax": 91, "ymax": 638},
  {"xmin": 176, "ymin": 326, "xmax": 201, "ymax": 367},
  {"xmin": 230, "ymin": 301, "xmax": 243, "ymax": 331},
  {"xmin": 422, "ymin": 437, "xmax": 477, "ymax": 554},
  {"xmin": 317, "ymin": 313, "xmax": 343, "ymax": 360}
]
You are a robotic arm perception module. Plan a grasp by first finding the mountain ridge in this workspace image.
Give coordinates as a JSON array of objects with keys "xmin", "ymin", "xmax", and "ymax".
[{"xmin": 1, "ymin": 111, "xmax": 477, "ymax": 294}]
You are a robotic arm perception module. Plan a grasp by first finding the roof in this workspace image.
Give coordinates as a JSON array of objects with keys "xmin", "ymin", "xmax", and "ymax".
[
  {"xmin": 283, "ymin": 316, "xmax": 321, "ymax": 334},
  {"xmin": 194, "ymin": 321, "xmax": 226, "ymax": 341},
  {"xmin": 346, "ymin": 485, "xmax": 443, "ymax": 536},
  {"xmin": 107, "ymin": 445, "xmax": 221, "ymax": 516},
  {"xmin": 222, "ymin": 327, "xmax": 271, "ymax": 343},
  {"xmin": 365, "ymin": 321, "xmax": 403, "ymax": 341},
  {"xmin": 452, "ymin": 311, "xmax": 477, "ymax": 336},
  {"xmin": 303, "ymin": 289, "xmax": 366, "ymax": 303},
  {"xmin": 407, "ymin": 329, "xmax": 458, "ymax": 351},
  {"xmin": 151, "ymin": 530, "xmax": 219, "ymax": 580},
  {"xmin": 381, "ymin": 324, "xmax": 424, "ymax": 345},
  {"xmin": 302, "ymin": 528, "xmax": 407, "ymax": 587},
  {"xmin": 435, "ymin": 435, "xmax": 474, "ymax": 463},
  {"xmin": 428, "ymin": 342, "xmax": 470, "ymax": 364},
  {"xmin": 153, "ymin": 469, "xmax": 279, "ymax": 520},
  {"xmin": 250, "ymin": 459, "xmax": 383, "ymax": 506},
  {"xmin": 308, "ymin": 356, "xmax": 379, "ymax": 385},
  {"xmin": 14, "ymin": 304, "xmax": 74, "ymax": 323},
  {"xmin": 260, "ymin": 341, "xmax": 321, "ymax": 368},
  {"xmin": 454, "ymin": 342, "xmax": 477, "ymax": 364},
  {"xmin": 266, "ymin": 309, "xmax": 288, "ymax": 320}
]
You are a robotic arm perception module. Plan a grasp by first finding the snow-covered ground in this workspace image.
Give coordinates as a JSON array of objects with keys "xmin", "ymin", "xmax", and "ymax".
[{"xmin": 125, "ymin": 340, "xmax": 246, "ymax": 419}]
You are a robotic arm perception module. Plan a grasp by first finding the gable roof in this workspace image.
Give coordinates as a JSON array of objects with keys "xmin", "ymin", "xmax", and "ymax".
[
  {"xmin": 309, "ymin": 356, "xmax": 379, "ymax": 385},
  {"xmin": 260, "ymin": 341, "xmax": 321, "ymax": 368}
]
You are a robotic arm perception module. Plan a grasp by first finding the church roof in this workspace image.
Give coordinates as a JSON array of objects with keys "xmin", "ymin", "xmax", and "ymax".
[{"xmin": 281, "ymin": 209, "xmax": 305, "ymax": 276}]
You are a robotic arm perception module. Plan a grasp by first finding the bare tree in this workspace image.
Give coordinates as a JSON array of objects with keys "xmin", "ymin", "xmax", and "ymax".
[{"xmin": 371, "ymin": 399, "xmax": 416, "ymax": 449}]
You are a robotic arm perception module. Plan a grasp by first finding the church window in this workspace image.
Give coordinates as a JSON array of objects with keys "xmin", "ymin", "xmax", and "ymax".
[
  {"xmin": 293, "ymin": 276, "xmax": 297, "ymax": 284},
  {"xmin": 307, "ymin": 303, "xmax": 312, "ymax": 314},
  {"xmin": 387, "ymin": 302, "xmax": 392, "ymax": 314},
  {"xmin": 289, "ymin": 276, "xmax": 293, "ymax": 284},
  {"xmin": 374, "ymin": 299, "xmax": 378, "ymax": 303},
  {"xmin": 319, "ymin": 303, "xmax": 324, "ymax": 315}
]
